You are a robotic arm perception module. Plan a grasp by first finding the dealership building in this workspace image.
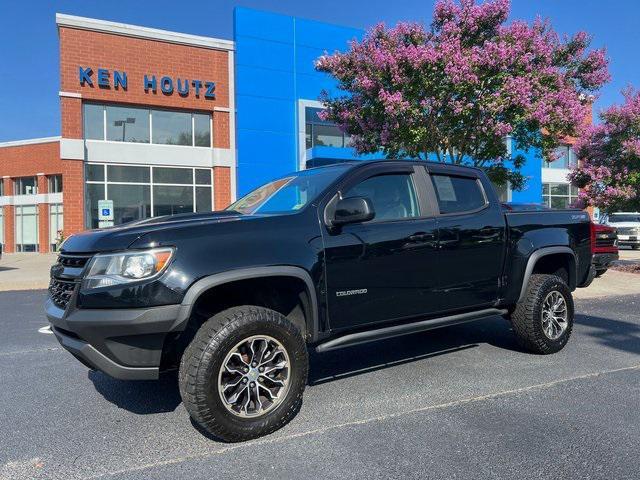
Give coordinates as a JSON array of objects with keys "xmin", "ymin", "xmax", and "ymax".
[{"xmin": 0, "ymin": 8, "xmax": 579, "ymax": 253}]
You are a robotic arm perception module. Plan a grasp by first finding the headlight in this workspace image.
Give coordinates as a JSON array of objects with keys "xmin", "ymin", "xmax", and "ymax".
[{"xmin": 82, "ymin": 248, "xmax": 174, "ymax": 289}]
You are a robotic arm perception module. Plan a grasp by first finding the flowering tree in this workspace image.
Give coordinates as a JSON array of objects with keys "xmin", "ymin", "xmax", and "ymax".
[
  {"xmin": 315, "ymin": 0, "xmax": 609, "ymax": 189},
  {"xmin": 569, "ymin": 88, "xmax": 640, "ymax": 212}
]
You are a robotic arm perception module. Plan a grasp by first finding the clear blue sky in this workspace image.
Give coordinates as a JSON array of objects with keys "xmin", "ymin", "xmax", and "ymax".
[{"xmin": 1, "ymin": 0, "xmax": 638, "ymax": 142}]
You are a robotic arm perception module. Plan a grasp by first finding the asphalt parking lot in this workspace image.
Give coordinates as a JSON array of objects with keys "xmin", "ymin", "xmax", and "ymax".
[{"xmin": 1, "ymin": 289, "xmax": 640, "ymax": 480}]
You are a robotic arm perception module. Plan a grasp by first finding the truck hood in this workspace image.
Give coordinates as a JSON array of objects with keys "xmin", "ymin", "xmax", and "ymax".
[{"xmin": 60, "ymin": 211, "xmax": 257, "ymax": 253}]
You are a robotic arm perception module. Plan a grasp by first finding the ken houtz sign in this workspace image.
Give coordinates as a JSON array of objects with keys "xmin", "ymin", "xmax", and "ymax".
[{"xmin": 78, "ymin": 67, "xmax": 216, "ymax": 99}]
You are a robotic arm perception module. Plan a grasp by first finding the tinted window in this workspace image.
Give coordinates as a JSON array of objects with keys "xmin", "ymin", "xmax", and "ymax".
[
  {"xmin": 152, "ymin": 110, "xmax": 192, "ymax": 145},
  {"xmin": 106, "ymin": 106, "xmax": 150, "ymax": 143},
  {"xmin": 344, "ymin": 173, "xmax": 419, "ymax": 221},
  {"xmin": 431, "ymin": 175, "xmax": 486, "ymax": 214},
  {"xmin": 195, "ymin": 169, "xmax": 211, "ymax": 185},
  {"xmin": 194, "ymin": 113, "xmax": 211, "ymax": 147},
  {"xmin": 86, "ymin": 164, "xmax": 105, "ymax": 182},
  {"xmin": 48, "ymin": 175, "xmax": 63, "ymax": 193},
  {"xmin": 154, "ymin": 167, "xmax": 192, "ymax": 185},
  {"xmin": 84, "ymin": 104, "xmax": 105, "ymax": 140},
  {"xmin": 107, "ymin": 165, "xmax": 150, "ymax": 183},
  {"xmin": 153, "ymin": 185, "xmax": 193, "ymax": 216}
]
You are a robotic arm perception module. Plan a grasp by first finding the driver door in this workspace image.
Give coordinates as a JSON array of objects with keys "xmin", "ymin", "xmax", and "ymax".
[{"xmin": 321, "ymin": 164, "xmax": 440, "ymax": 331}]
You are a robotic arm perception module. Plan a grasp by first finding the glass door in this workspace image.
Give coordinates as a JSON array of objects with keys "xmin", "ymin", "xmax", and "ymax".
[
  {"xmin": 49, "ymin": 204, "xmax": 64, "ymax": 252},
  {"xmin": 16, "ymin": 205, "xmax": 39, "ymax": 252}
]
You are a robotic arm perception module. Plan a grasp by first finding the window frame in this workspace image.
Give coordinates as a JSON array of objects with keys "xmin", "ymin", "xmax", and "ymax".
[
  {"xmin": 542, "ymin": 182, "xmax": 579, "ymax": 209},
  {"xmin": 424, "ymin": 169, "xmax": 490, "ymax": 217},
  {"xmin": 322, "ymin": 163, "xmax": 435, "ymax": 227},
  {"xmin": 47, "ymin": 175, "xmax": 63, "ymax": 193},
  {"xmin": 83, "ymin": 103, "xmax": 213, "ymax": 148},
  {"xmin": 84, "ymin": 162, "xmax": 214, "ymax": 228},
  {"xmin": 15, "ymin": 176, "xmax": 38, "ymax": 196},
  {"xmin": 304, "ymin": 106, "xmax": 350, "ymax": 150}
]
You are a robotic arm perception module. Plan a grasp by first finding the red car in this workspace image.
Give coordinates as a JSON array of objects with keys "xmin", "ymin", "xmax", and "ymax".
[{"xmin": 592, "ymin": 223, "xmax": 619, "ymax": 277}]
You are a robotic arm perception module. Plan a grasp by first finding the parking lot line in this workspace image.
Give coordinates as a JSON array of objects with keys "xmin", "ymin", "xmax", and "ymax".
[{"xmin": 85, "ymin": 362, "xmax": 640, "ymax": 480}]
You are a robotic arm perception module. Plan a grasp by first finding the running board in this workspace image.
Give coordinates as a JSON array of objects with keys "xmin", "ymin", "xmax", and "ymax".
[{"xmin": 315, "ymin": 308, "xmax": 508, "ymax": 353}]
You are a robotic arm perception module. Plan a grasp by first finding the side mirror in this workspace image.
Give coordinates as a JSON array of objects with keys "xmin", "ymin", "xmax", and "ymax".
[{"xmin": 332, "ymin": 196, "xmax": 375, "ymax": 226}]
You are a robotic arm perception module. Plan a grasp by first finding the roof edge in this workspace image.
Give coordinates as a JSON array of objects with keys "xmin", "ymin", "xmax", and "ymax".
[
  {"xmin": 56, "ymin": 13, "xmax": 234, "ymax": 51},
  {"xmin": 0, "ymin": 136, "xmax": 61, "ymax": 148}
]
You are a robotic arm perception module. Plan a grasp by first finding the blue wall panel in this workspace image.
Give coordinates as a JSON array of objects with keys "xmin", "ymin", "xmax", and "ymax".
[
  {"xmin": 235, "ymin": 7, "xmax": 364, "ymax": 196},
  {"xmin": 234, "ymin": 7, "xmax": 545, "ymax": 203}
]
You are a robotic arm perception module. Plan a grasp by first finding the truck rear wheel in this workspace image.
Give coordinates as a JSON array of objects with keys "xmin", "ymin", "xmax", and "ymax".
[
  {"xmin": 510, "ymin": 274, "xmax": 574, "ymax": 354},
  {"xmin": 179, "ymin": 306, "xmax": 308, "ymax": 442}
]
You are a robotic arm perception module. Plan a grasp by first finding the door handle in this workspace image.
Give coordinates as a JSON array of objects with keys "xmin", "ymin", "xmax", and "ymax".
[{"xmin": 408, "ymin": 232, "xmax": 436, "ymax": 242}]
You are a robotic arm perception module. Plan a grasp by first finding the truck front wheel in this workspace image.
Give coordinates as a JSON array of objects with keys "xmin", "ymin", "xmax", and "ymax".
[
  {"xmin": 510, "ymin": 274, "xmax": 574, "ymax": 354},
  {"xmin": 179, "ymin": 306, "xmax": 308, "ymax": 442}
]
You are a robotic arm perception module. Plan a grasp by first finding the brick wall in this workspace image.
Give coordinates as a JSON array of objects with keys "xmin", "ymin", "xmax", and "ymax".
[
  {"xmin": 0, "ymin": 141, "xmax": 71, "ymax": 253},
  {"xmin": 213, "ymin": 167, "xmax": 232, "ymax": 209},
  {"xmin": 59, "ymin": 26, "xmax": 230, "ymax": 148}
]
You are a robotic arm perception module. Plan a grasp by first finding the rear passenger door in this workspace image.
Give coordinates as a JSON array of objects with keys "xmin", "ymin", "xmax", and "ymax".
[{"xmin": 426, "ymin": 167, "xmax": 505, "ymax": 311}]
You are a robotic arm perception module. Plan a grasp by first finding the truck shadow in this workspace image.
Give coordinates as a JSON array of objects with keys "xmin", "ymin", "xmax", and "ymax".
[
  {"xmin": 574, "ymin": 312, "xmax": 640, "ymax": 356},
  {"xmin": 308, "ymin": 316, "xmax": 522, "ymax": 385},
  {"xmin": 88, "ymin": 369, "xmax": 182, "ymax": 414},
  {"xmin": 86, "ymin": 310, "xmax": 639, "ymax": 415}
]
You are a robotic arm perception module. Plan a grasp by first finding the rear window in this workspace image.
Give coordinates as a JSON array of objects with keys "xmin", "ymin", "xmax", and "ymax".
[{"xmin": 431, "ymin": 175, "xmax": 486, "ymax": 214}]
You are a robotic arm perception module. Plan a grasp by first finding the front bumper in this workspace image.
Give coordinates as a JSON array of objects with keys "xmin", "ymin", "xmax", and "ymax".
[{"xmin": 45, "ymin": 298, "xmax": 182, "ymax": 380}]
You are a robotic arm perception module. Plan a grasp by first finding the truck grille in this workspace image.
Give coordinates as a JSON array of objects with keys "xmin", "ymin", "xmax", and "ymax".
[
  {"xmin": 48, "ymin": 278, "xmax": 77, "ymax": 310},
  {"xmin": 48, "ymin": 253, "xmax": 94, "ymax": 310},
  {"xmin": 616, "ymin": 226, "xmax": 638, "ymax": 236},
  {"xmin": 58, "ymin": 253, "xmax": 93, "ymax": 268}
]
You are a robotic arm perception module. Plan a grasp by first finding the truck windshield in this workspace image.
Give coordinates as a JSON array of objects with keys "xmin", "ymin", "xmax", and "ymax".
[
  {"xmin": 609, "ymin": 214, "xmax": 640, "ymax": 223},
  {"xmin": 227, "ymin": 165, "xmax": 348, "ymax": 215}
]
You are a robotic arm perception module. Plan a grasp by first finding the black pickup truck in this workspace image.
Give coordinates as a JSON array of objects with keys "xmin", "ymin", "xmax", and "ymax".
[{"xmin": 46, "ymin": 160, "xmax": 593, "ymax": 441}]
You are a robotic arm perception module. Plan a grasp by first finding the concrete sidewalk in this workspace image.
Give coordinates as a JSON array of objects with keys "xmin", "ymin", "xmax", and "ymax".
[{"xmin": 0, "ymin": 253, "xmax": 57, "ymax": 291}]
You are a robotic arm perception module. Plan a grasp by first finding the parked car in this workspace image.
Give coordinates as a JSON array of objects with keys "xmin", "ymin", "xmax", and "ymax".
[
  {"xmin": 46, "ymin": 160, "xmax": 594, "ymax": 441},
  {"xmin": 603, "ymin": 212, "xmax": 640, "ymax": 249},
  {"xmin": 591, "ymin": 223, "xmax": 618, "ymax": 277}
]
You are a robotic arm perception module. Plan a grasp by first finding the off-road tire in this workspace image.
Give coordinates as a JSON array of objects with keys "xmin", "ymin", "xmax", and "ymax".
[
  {"xmin": 179, "ymin": 306, "xmax": 308, "ymax": 442},
  {"xmin": 510, "ymin": 274, "xmax": 574, "ymax": 354}
]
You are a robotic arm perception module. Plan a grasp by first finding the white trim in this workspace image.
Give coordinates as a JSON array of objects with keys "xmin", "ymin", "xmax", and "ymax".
[
  {"xmin": 213, "ymin": 106, "xmax": 232, "ymax": 113},
  {"xmin": 227, "ymin": 49, "xmax": 237, "ymax": 202},
  {"xmin": 56, "ymin": 14, "xmax": 234, "ymax": 51},
  {"xmin": 297, "ymin": 99, "xmax": 325, "ymax": 170},
  {"xmin": 84, "ymin": 139, "xmax": 232, "ymax": 167},
  {"xmin": 0, "ymin": 136, "xmax": 60, "ymax": 148},
  {"xmin": 2, "ymin": 193, "xmax": 63, "ymax": 206},
  {"xmin": 60, "ymin": 138, "xmax": 84, "ymax": 160},
  {"xmin": 541, "ymin": 167, "xmax": 571, "ymax": 184},
  {"xmin": 59, "ymin": 91, "xmax": 82, "ymax": 99}
]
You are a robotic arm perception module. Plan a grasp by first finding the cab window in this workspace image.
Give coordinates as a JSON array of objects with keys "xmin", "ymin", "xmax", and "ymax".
[
  {"xmin": 431, "ymin": 174, "xmax": 486, "ymax": 214},
  {"xmin": 343, "ymin": 173, "xmax": 420, "ymax": 221}
]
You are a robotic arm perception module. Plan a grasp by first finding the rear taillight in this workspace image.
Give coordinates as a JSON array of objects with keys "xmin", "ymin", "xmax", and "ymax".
[{"xmin": 590, "ymin": 222, "xmax": 596, "ymax": 254}]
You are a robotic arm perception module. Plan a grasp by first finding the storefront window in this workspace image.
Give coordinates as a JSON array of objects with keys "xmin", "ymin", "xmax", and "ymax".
[
  {"xmin": 15, "ymin": 177, "xmax": 38, "ymax": 195},
  {"xmin": 194, "ymin": 113, "xmax": 212, "ymax": 147},
  {"xmin": 85, "ymin": 164, "xmax": 213, "ymax": 228},
  {"xmin": 305, "ymin": 107, "xmax": 349, "ymax": 149},
  {"xmin": 49, "ymin": 204, "xmax": 63, "ymax": 252},
  {"xmin": 542, "ymin": 183, "xmax": 579, "ymax": 209},
  {"xmin": 15, "ymin": 205, "xmax": 39, "ymax": 252},
  {"xmin": 107, "ymin": 165, "xmax": 150, "ymax": 183},
  {"xmin": 48, "ymin": 175, "xmax": 63, "ymax": 193},
  {"xmin": 152, "ymin": 110, "xmax": 192, "ymax": 146},
  {"xmin": 107, "ymin": 184, "xmax": 151, "ymax": 224},
  {"xmin": 153, "ymin": 185, "xmax": 193, "ymax": 216},
  {"xmin": 106, "ymin": 106, "xmax": 150, "ymax": 143},
  {"xmin": 544, "ymin": 145, "xmax": 576, "ymax": 169},
  {"xmin": 83, "ymin": 104, "xmax": 211, "ymax": 147},
  {"xmin": 84, "ymin": 103, "xmax": 105, "ymax": 140},
  {"xmin": 154, "ymin": 167, "xmax": 192, "ymax": 185}
]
